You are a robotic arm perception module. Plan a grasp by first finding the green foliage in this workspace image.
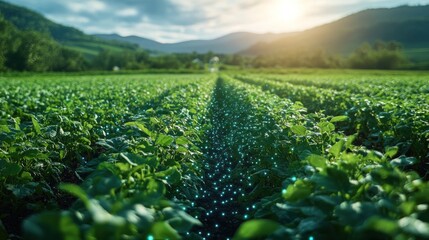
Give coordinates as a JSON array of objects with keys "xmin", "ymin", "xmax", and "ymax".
[
  {"xmin": 0, "ymin": 15, "xmax": 86, "ymax": 72},
  {"xmin": 0, "ymin": 71, "xmax": 428, "ymax": 239},
  {"xmin": 233, "ymin": 220, "xmax": 282, "ymax": 240},
  {"xmin": 348, "ymin": 41, "xmax": 410, "ymax": 69},
  {"xmin": 0, "ymin": 0, "xmax": 137, "ymax": 58}
]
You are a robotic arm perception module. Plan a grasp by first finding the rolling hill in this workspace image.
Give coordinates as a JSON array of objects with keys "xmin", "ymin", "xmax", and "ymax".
[
  {"xmin": 0, "ymin": 0, "xmax": 138, "ymax": 58},
  {"xmin": 95, "ymin": 32, "xmax": 294, "ymax": 54},
  {"xmin": 242, "ymin": 5, "xmax": 429, "ymax": 63}
]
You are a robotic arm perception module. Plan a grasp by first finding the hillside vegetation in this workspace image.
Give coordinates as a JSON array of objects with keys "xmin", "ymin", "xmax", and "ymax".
[
  {"xmin": 0, "ymin": 1, "xmax": 137, "ymax": 58},
  {"xmin": 243, "ymin": 5, "xmax": 429, "ymax": 65}
]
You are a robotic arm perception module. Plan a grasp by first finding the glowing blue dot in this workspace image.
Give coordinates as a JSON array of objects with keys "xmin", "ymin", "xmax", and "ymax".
[
  {"xmin": 147, "ymin": 235, "xmax": 154, "ymax": 240},
  {"xmin": 282, "ymin": 189, "xmax": 287, "ymax": 194},
  {"xmin": 244, "ymin": 214, "xmax": 248, "ymax": 219},
  {"xmin": 309, "ymin": 236, "xmax": 314, "ymax": 240},
  {"xmin": 292, "ymin": 176, "xmax": 297, "ymax": 181}
]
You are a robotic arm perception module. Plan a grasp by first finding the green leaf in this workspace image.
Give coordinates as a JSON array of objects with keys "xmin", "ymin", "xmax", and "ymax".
[
  {"xmin": 21, "ymin": 149, "xmax": 49, "ymax": 160},
  {"xmin": 60, "ymin": 184, "xmax": 89, "ymax": 205},
  {"xmin": 0, "ymin": 125, "xmax": 10, "ymax": 133},
  {"xmin": 385, "ymin": 146, "xmax": 399, "ymax": 158},
  {"xmin": 326, "ymin": 167, "xmax": 350, "ymax": 191},
  {"xmin": 329, "ymin": 139, "xmax": 345, "ymax": 158},
  {"xmin": 23, "ymin": 212, "xmax": 80, "ymax": 240},
  {"xmin": 84, "ymin": 170, "xmax": 122, "ymax": 196},
  {"xmin": 6, "ymin": 183, "xmax": 37, "ymax": 198},
  {"xmin": 298, "ymin": 217, "xmax": 322, "ymax": 233},
  {"xmin": 0, "ymin": 159, "xmax": 22, "ymax": 177},
  {"xmin": 283, "ymin": 180, "xmax": 313, "ymax": 202},
  {"xmin": 334, "ymin": 202, "xmax": 378, "ymax": 226},
  {"xmin": 399, "ymin": 217, "xmax": 429, "ymax": 238},
  {"xmin": 155, "ymin": 167, "xmax": 181, "ymax": 185},
  {"xmin": 390, "ymin": 156, "xmax": 417, "ymax": 167},
  {"xmin": 150, "ymin": 221, "xmax": 181, "ymax": 240},
  {"xmin": 330, "ymin": 115, "xmax": 349, "ymax": 123},
  {"xmin": 291, "ymin": 125, "xmax": 307, "ymax": 136},
  {"xmin": 32, "ymin": 116, "xmax": 42, "ymax": 134},
  {"xmin": 175, "ymin": 136, "xmax": 190, "ymax": 146},
  {"xmin": 141, "ymin": 179, "xmax": 166, "ymax": 203},
  {"xmin": 363, "ymin": 217, "xmax": 398, "ymax": 235},
  {"xmin": 156, "ymin": 134, "xmax": 174, "ymax": 147},
  {"xmin": 125, "ymin": 122, "xmax": 153, "ymax": 137},
  {"xmin": 233, "ymin": 219, "xmax": 282, "ymax": 240},
  {"xmin": 307, "ymin": 155, "xmax": 328, "ymax": 169},
  {"xmin": 119, "ymin": 204, "xmax": 154, "ymax": 231},
  {"xmin": 163, "ymin": 208, "xmax": 202, "ymax": 233},
  {"xmin": 119, "ymin": 153, "xmax": 138, "ymax": 166},
  {"xmin": 318, "ymin": 122, "xmax": 335, "ymax": 133}
]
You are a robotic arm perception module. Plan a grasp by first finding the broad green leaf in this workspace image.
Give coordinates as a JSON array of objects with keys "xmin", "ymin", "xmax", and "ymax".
[
  {"xmin": 399, "ymin": 217, "xmax": 429, "ymax": 238},
  {"xmin": 141, "ymin": 179, "xmax": 166, "ymax": 203},
  {"xmin": 326, "ymin": 167, "xmax": 350, "ymax": 191},
  {"xmin": 363, "ymin": 217, "xmax": 398, "ymax": 235},
  {"xmin": 124, "ymin": 122, "xmax": 153, "ymax": 137},
  {"xmin": 0, "ymin": 159, "xmax": 22, "ymax": 177},
  {"xmin": 307, "ymin": 155, "xmax": 328, "ymax": 169},
  {"xmin": 329, "ymin": 139, "xmax": 345, "ymax": 158},
  {"xmin": 150, "ymin": 221, "xmax": 181, "ymax": 240},
  {"xmin": 385, "ymin": 146, "xmax": 399, "ymax": 158},
  {"xmin": 87, "ymin": 199, "xmax": 125, "ymax": 226},
  {"xmin": 60, "ymin": 184, "xmax": 89, "ymax": 205},
  {"xmin": 175, "ymin": 136, "xmax": 190, "ymax": 146},
  {"xmin": 0, "ymin": 125, "xmax": 10, "ymax": 133},
  {"xmin": 21, "ymin": 149, "xmax": 49, "ymax": 160},
  {"xmin": 120, "ymin": 204, "xmax": 155, "ymax": 230},
  {"xmin": 6, "ymin": 183, "xmax": 37, "ymax": 198},
  {"xmin": 233, "ymin": 219, "xmax": 282, "ymax": 240},
  {"xmin": 330, "ymin": 115, "xmax": 349, "ymax": 123},
  {"xmin": 155, "ymin": 167, "xmax": 181, "ymax": 185},
  {"xmin": 318, "ymin": 122, "xmax": 335, "ymax": 133},
  {"xmin": 283, "ymin": 180, "xmax": 313, "ymax": 202},
  {"xmin": 334, "ymin": 202, "xmax": 378, "ymax": 226},
  {"xmin": 298, "ymin": 217, "xmax": 322, "ymax": 233},
  {"xmin": 291, "ymin": 125, "xmax": 307, "ymax": 136},
  {"xmin": 163, "ymin": 208, "xmax": 202, "ymax": 233},
  {"xmin": 23, "ymin": 212, "xmax": 80, "ymax": 240},
  {"xmin": 31, "ymin": 116, "xmax": 42, "ymax": 134},
  {"xmin": 390, "ymin": 156, "xmax": 417, "ymax": 167},
  {"xmin": 84, "ymin": 170, "xmax": 122, "ymax": 196},
  {"xmin": 156, "ymin": 134, "xmax": 174, "ymax": 147}
]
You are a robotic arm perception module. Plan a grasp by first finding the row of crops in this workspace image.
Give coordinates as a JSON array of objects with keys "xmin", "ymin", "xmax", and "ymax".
[{"xmin": 0, "ymin": 72, "xmax": 428, "ymax": 239}]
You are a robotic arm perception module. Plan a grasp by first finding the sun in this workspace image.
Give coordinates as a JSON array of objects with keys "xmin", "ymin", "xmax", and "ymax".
[{"xmin": 273, "ymin": 0, "xmax": 303, "ymax": 23}]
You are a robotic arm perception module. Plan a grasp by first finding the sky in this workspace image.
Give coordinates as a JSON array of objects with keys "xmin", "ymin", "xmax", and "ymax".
[{"xmin": 6, "ymin": 0, "xmax": 429, "ymax": 43}]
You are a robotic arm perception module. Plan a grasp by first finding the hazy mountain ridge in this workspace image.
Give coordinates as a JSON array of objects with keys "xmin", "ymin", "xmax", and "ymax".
[
  {"xmin": 95, "ymin": 32, "xmax": 295, "ymax": 54},
  {"xmin": 242, "ymin": 5, "xmax": 429, "ymax": 62}
]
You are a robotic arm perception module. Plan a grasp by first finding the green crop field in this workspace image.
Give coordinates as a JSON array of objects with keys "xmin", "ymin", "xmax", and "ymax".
[{"xmin": 0, "ymin": 70, "xmax": 428, "ymax": 240}]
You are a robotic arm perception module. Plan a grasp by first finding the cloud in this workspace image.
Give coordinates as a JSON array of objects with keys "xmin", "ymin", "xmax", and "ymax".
[
  {"xmin": 116, "ymin": 8, "xmax": 139, "ymax": 17},
  {"xmin": 5, "ymin": 0, "xmax": 429, "ymax": 42},
  {"xmin": 66, "ymin": 0, "xmax": 106, "ymax": 14}
]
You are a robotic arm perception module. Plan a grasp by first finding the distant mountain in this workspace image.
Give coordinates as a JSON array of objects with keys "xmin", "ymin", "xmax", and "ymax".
[
  {"xmin": 95, "ymin": 32, "xmax": 294, "ymax": 54},
  {"xmin": 0, "ymin": 0, "xmax": 137, "ymax": 58},
  {"xmin": 243, "ymin": 5, "xmax": 429, "ymax": 62}
]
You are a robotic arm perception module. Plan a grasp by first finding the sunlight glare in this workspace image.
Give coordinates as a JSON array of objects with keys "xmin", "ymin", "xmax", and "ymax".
[{"xmin": 274, "ymin": 0, "xmax": 303, "ymax": 23}]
